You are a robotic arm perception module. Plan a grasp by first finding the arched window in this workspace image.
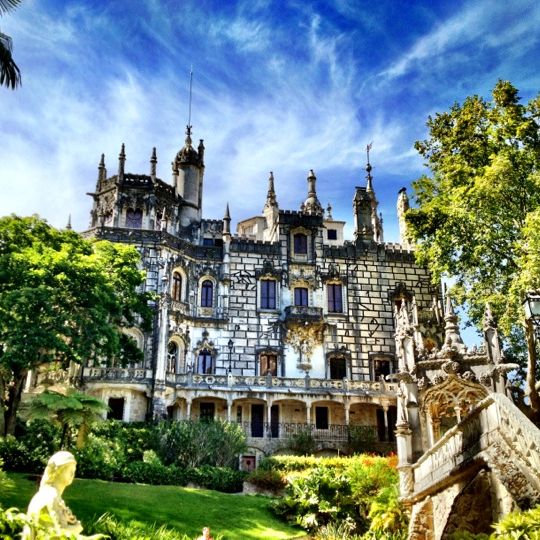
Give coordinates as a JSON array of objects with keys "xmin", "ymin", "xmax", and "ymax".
[
  {"xmin": 201, "ymin": 280, "xmax": 214, "ymax": 307},
  {"xmin": 126, "ymin": 208, "xmax": 143, "ymax": 228},
  {"xmin": 327, "ymin": 283, "xmax": 343, "ymax": 313},
  {"xmin": 167, "ymin": 342, "xmax": 178, "ymax": 373},
  {"xmin": 260, "ymin": 353, "xmax": 278, "ymax": 376},
  {"xmin": 293, "ymin": 233, "xmax": 308, "ymax": 255},
  {"xmin": 260, "ymin": 279, "xmax": 276, "ymax": 309},
  {"xmin": 172, "ymin": 272, "xmax": 182, "ymax": 301},
  {"xmin": 197, "ymin": 350, "xmax": 213, "ymax": 374}
]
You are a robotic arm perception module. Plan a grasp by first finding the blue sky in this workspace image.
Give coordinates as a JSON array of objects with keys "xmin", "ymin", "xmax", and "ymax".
[{"xmin": 1, "ymin": 0, "xmax": 540, "ymax": 242}]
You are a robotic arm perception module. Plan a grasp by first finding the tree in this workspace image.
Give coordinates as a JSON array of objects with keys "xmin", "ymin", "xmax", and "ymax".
[
  {"xmin": 406, "ymin": 80, "xmax": 540, "ymax": 418},
  {"xmin": 28, "ymin": 389, "xmax": 109, "ymax": 449},
  {"xmin": 0, "ymin": 0, "xmax": 21, "ymax": 89},
  {"xmin": 0, "ymin": 215, "xmax": 152, "ymax": 435}
]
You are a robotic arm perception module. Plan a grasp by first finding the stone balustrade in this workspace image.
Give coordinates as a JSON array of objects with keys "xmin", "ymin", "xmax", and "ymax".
[
  {"xmin": 409, "ymin": 393, "xmax": 540, "ymax": 500},
  {"xmin": 83, "ymin": 367, "xmax": 153, "ymax": 382}
]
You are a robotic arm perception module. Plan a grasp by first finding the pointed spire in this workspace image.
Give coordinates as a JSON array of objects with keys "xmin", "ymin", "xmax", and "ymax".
[
  {"xmin": 150, "ymin": 147, "xmax": 157, "ymax": 182},
  {"xmin": 118, "ymin": 143, "xmax": 126, "ymax": 183},
  {"xmin": 302, "ymin": 169, "xmax": 323, "ymax": 216},
  {"xmin": 264, "ymin": 171, "xmax": 278, "ymax": 210},
  {"xmin": 443, "ymin": 295, "xmax": 465, "ymax": 350},
  {"xmin": 66, "ymin": 214, "xmax": 72, "ymax": 230},
  {"xmin": 223, "ymin": 203, "xmax": 231, "ymax": 237},
  {"xmin": 98, "ymin": 153, "xmax": 106, "ymax": 181}
]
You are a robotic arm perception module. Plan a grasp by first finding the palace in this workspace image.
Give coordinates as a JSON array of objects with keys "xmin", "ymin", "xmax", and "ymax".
[{"xmin": 76, "ymin": 126, "xmax": 443, "ymax": 460}]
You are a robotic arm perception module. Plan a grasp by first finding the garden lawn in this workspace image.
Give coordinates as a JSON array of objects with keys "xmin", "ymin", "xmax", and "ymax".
[{"xmin": 1, "ymin": 473, "xmax": 306, "ymax": 540}]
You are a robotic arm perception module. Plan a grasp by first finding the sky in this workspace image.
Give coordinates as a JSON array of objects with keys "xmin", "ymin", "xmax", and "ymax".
[{"xmin": 1, "ymin": 0, "xmax": 540, "ymax": 243}]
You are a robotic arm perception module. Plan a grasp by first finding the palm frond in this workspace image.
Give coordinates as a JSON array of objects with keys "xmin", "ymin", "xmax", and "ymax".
[
  {"xmin": 0, "ymin": 0, "xmax": 22, "ymax": 16},
  {"xmin": 0, "ymin": 35, "xmax": 20, "ymax": 88}
]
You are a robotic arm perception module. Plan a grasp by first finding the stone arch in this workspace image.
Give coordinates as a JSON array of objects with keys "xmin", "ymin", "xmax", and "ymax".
[
  {"xmin": 167, "ymin": 335, "xmax": 186, "ymax": 374},
  {"xmin": 409, "ymin": 497, "xmax": 435, "ymax": 540},
  {"xmin": 421, "ymin": 376, "xmax": 488, "ymax": 443},
  {"xmin": 171, "ymin": 266, "xmax": 187, "ymax": 302}
]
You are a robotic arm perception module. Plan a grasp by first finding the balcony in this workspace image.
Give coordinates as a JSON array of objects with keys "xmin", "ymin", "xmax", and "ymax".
[
  {"xmin": 284, "ymin": 305, "xmax": 323, "ymax": 323},
  {"xmin": 83, "ymin": 367, "xmax": 153, "ymax": 383}
]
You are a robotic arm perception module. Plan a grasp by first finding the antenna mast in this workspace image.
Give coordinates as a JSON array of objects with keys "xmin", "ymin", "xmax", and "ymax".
[{"xmin": 188, "ymin": 66, "xmax": 193, "ymax": 128}]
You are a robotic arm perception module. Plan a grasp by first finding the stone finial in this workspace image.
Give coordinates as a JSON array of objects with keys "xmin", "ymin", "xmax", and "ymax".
[
  {"xmin": 66, "ymin": 214, "xmax": 72, "ymax": 230},
  {"xmin": 397, "ymin": 187, "xmax": 412, "ymax": 248},
  {"xmin": 302, "ymin": 169, "xmax": 323, "ymax": 216},
  {"xmin": 150, "ymin": 147, "xmax": 157, "ymax": 182},
  {"xmin": 185, "ymin": 125, "xmax": 193, "ymax": 147},
  {"xmin": 326, "ymin": 202, "xmax": 333, "ymax": 219},
  {"xmin": 160, "ymin": 207, "xmax": 167, "ymax": 231},
  {"xmin": 198, "ymin": 139, "xmax": 205, "ymax": 163}
]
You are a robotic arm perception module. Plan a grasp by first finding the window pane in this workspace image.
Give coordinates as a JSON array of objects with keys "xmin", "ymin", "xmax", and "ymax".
[
  {"xmin": 294, "ymin": 287, "xmax": 308, "ymax": 306},
  {"xmin": 293, "ymin": 233, "xmax": 307, "ymax": 254},
  {"xmin": 327, "ymin": 229, "xmax": 337, "ymax": 240},
  {"xmin": 330, "ymin": 357, "xmax": 346, "ymax": 379},
  {"xmin": 126, "ymin": 208, "xmax": 143, "ymax": 228},
  {"xmin": 260, "ymin": 354, "xmax": 278, "ymax": 376},
  {"xmin": 172, "ymin": 272, "xmax": 182, "ymax": 301},
  {"xmin": 197, "ymin": 351, "xmax": 213, "ymax": 374},
  {"xmin": 328, "ymin": 284, "xmax": 343, "ymax": 313},
  {"xmin": 315, "ymin": 407, "xmax": 329, "ymax": 429},
  {"xmin": 261, "ymin": 279, "xmax": 276, "ymax": 309},
  {"xmin": 201, "ymin": 280, "xmax": 213, "ymax": 307}
]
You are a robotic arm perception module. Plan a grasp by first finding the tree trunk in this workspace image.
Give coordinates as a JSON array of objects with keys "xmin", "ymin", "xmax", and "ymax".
[
  {"xmin": 525, "ymin": 320, "xmax": 540, "ymax": 423},
  {"xmin": 4, "ymin": 369, "xmax": 28, "ymax": 435},
  {"xmin": 0, "ymin": 375, "xmax": 6, "ymax": 436}
]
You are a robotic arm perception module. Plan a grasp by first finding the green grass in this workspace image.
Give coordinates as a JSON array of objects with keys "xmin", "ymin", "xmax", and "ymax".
[{"xmin": 1, "ymin": 472, "xmax": 306, "ymax": 540}]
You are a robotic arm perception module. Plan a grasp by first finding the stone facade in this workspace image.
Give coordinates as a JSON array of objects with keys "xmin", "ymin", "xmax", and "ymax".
[{"xmin": 67, "ymin": 127, "xmax": 444, "ymax": 459}]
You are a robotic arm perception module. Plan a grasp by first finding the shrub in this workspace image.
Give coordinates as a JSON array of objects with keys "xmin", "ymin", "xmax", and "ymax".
[
  {"xmin": 121, "ymin": 461, "xmax": 189, "ymax": 486},
  {"xmin": 154, "ymin": 419, "xmax": 246, "ymax": 469},
  {"xmin": 74, "ymin": 433, "xmax": 127, "ymax": 480},
  {"xmin": 246, "ymin": 468, "xmax": 287, "ymax": 493},
  {"xmin": 491, "ymin": 505, "xmax": 540, "ymax": 538},
  {"xmin": 189, "ymin": 466, "xmax": 247, "ymax": 493},
  {"xmin": 285, "ymin": 426, "xmax": 316, "ymax": 455},
  {"xmin": 348, "ymin": 425, "xmax": 378, "ymax": 454}
]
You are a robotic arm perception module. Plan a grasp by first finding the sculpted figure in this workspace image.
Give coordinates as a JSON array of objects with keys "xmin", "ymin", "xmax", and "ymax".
[{"xmin": 23, "ymin": 451, "xmax": 100, "ymax": 540}]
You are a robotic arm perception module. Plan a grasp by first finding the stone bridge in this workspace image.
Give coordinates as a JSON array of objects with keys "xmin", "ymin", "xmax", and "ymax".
[{"xmin": 401, "ymin": 393, "xmax": 540, "ymax": 539}]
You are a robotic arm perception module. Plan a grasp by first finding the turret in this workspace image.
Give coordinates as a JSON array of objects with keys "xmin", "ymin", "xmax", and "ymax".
[
  {"xmin": 223, "ymin": 203, "xmax": 231, "ymax": 240},
  {"xmin": 353, "ymin": 145, "xmax": 383, "ymax": 243},
  {"xmin": 262, "ymin": 172, "xmax": 279, "ymax": 242},
  {"xmin": 173, "ymin": 126, "xmax": 205, "ymax": 227},
  {"xmin": 150, "ymin": 147, "xmax": 157, "ymax": 183},
  {"xmin": 302, "ymin": 169, "xmax": 324, "ymax": 216},
  {"xmin": 97, "ymin": 154, "xmax": 106, "ymax": 190}
]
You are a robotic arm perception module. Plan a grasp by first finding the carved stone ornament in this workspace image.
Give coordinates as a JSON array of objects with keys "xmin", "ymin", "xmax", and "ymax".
[{"xmin": 285, "ymin": 322, "xmax": 324, "ymax": 360}]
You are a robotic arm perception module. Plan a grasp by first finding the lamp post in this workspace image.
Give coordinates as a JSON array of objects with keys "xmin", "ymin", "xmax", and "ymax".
[
  {"xmin": 227, "ymin": 339, "xmax": 234, "ymax": 373},
  {"xmin": 523, "ymin": 292, "xmax": 540, "ymax": 419}
]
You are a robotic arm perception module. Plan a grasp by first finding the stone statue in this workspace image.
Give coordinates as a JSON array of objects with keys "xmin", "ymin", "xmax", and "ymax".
[
  {"xmin": 197, "ymin": 526, "xmax": 214, "ymax": 540},
  {"xmin": 23, "ymin": 451, "xmax": 101, "ymax": 540}
]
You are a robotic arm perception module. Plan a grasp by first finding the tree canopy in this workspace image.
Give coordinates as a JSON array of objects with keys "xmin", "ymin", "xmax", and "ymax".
[
  {"xmin": 0, "ymin": 0, "xmax": 21, "ymax": 89},
  {"xmin": 406, "ymin": 80, "xmax": 540, "ymax": 413},
  {"xmin": 0, "ymin": 215, "xmax": 152, "ymax": 434}
]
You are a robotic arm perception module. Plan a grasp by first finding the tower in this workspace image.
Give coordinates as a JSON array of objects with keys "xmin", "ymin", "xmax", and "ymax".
[{"xmin": 173, "ymin": 126, "xmax": 205, "ymax": 227}]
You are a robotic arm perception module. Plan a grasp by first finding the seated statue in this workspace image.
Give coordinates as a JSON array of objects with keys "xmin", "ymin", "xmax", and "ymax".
[{"xmin": 23, "ymin": 451, "xmax": 101, "ymax": 540}]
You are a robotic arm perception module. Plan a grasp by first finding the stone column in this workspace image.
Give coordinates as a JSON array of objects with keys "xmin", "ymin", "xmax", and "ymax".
[
  {"xmin": 306, "ymin": 402, "xmax": 311, "ymax": 425},
  {"xmin": 344, "ymin": 401, "xmax": 350, "ymax": 426},
  {"xmin": 186, "ymin": 398, "xmax": 192, "ymax": 420},
  {"xmin": 383, "ymin": 405, "xmax": 389, "ymax": 442},
  {"xmin": 227, "ymin": 398, "xmax": 233, "ymax": 422}
]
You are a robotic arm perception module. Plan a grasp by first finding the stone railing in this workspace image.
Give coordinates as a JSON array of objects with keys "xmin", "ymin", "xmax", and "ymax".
[
  {"xmin": 410, "ymin": 393, "xmax": 540, "ymax": 501},
  {"xmin": 83, "ymin": 367, "xmax": 153, "ymax": 382},
  {"xmin": 165, "ymin": 372, "xmax": 397, "ymax": 394}
]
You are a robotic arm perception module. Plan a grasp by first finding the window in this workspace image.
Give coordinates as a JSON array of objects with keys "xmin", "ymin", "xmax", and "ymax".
[
  {"xmin": 125, "ymin": 208, "xmax": 143, "ymax": 228},
  {"xmin": 260, "ymin": 279, "xmax": 276, "ymax": 309},
  {"xmin": 202, "ymin": 238, "xmax": 214, "ymax": 246},
  {"xmin": 167, "ymin": 342, "xmax": 178, "ymax": 373},
  {"xmin": 201, "ymin": 280, "xmax": 213, "ymax": 307},
  {"xmin": 374, "ymin": 358, "xmax": 391, "ymax": 380},
  {"xmin": 172, "ymin": 272, "xmax": 182, "ymax": 301},
  {"xmin": 200, "ymin": 402, "xmax": 215, "ymax": 421},
  {"xmin": 197, "ymin": 350, "xmax": 213, "ymax": 374},
  {"xmin": 315, "ymin": 407, "xmax": 329, "ymax": 429},
  {"xmin": 327, "ymin": 229, "xmax": 337, "ymax": 240},
  {"xmin": 107, "ymin": 398, "xmax": 125, "ymax": 421},
  {"xmin": 294, "ymin": 287, "xmax": 308, "ymax": 307},
  {"xmin": 329, "ymin": 357, "xmax": 347, "ymax": 379},
  {"xmin": 260, "ymin": 353, "xmax": 278, "ymax": 376},
  {"xmin": 293, "ymin": 233, "xmax": 308, "ymax": 255},
  {"xmin": 327, "ymin": 284, "xmax": 343, "ymax": 313}
]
